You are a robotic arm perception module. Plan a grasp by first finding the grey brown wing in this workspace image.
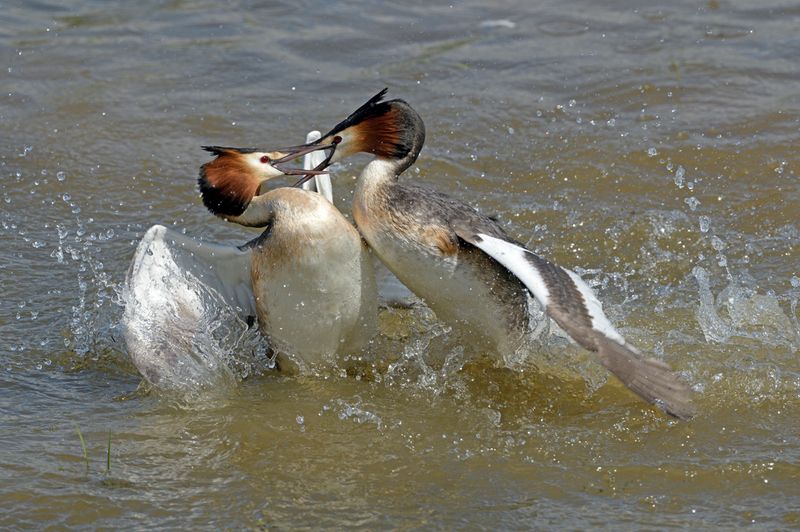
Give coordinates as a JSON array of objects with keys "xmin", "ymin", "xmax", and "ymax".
[{"xmin": 454, "ymin": 228, "xmax": 695, "ymax": 419}]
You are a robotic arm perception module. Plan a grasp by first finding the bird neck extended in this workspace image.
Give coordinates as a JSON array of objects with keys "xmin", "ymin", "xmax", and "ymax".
[
  {"xmin": 355, "ymin": 157, "xmax": 399, "ymax": 196},
  {"xmin": 352, "ymin": 157, "xmax": 400, "ymax": 233},
  {"xmin": 226, "ymin": 194, "xmax": 275, "ymax": 228}
]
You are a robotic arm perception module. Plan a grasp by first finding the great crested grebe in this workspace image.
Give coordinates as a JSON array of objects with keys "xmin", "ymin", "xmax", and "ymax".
[
  {"xmin": 288, "ymin": 90, "xmax": 694, "ymax": 418},
  {"xmin": 123, "ymin": 133, "xmax": 376, "ymax": 388},
  {"xmin": 197, "ymin": 141, "xmax": 377, "ymax": 369}
]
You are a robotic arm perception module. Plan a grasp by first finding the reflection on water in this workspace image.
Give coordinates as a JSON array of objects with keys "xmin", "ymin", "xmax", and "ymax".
[{"xmin": 1, "ymin": 0, "xmax": 799, "ymax": 528}]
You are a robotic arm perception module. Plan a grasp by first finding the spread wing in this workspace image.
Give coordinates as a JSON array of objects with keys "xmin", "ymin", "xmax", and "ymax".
[
  {"xmin": 121, "ymin": 224, "xmax": 257, "ymax": 391},
  {"xmin": 454, "ymin": 227, "xmax": 695, "ymax": 420}
]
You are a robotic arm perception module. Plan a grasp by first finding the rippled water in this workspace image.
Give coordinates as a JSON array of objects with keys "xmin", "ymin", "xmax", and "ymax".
[{"xmin": 2, "ymin": 0, "xmax": 799, "ymax": 528}]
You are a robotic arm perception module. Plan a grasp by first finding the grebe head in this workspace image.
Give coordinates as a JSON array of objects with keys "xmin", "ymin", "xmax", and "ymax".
[
  {"xmin": 198, "ymin": 144, "xmax": 330, "ymax": 218},
  {"xmin": 302, "ymin": 89, "xmax": 426, "ymax": 177}
]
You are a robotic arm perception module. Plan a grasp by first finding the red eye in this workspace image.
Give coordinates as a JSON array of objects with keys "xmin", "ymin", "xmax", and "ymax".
[
  {"xmin": 260, "ymin": 155, "xmax": 271, "ymax": 164},
  {"xmin": 333, "ymin": 135, "xmax": 343, "ymax": 144}
]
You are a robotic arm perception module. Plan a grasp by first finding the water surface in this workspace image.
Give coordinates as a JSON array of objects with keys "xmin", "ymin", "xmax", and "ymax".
[{"xmin": 2, "ymin": 0, "xmax": 799, "ymax": 528}]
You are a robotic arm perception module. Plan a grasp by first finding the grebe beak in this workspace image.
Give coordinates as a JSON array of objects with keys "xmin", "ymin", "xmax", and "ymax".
[
  {"xmin": 282, "ymin": 136, "xmax": 342, "ymax": 187},
  {"xmin": 271, "ymin": 140, "xmax": 340, "ymax": 179}
]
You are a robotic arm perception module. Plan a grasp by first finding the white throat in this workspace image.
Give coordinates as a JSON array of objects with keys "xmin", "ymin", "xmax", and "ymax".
[{"xmin": 357, "ymin": 158, "xmax": 397, "ymax": 189}]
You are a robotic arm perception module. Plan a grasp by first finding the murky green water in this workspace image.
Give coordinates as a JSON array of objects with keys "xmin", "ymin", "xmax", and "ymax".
[{"xmin": 2, "ymin": 0, "xmax": 799, "ymax": 529}]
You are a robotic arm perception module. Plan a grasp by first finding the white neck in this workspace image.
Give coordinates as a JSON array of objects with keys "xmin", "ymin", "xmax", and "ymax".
[{"xmin": 355, "ymin": 157, "xmax": 398, "ymax": 197}]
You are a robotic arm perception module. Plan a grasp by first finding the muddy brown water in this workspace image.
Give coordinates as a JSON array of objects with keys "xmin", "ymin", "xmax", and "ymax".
[{"xmin": 2, "ymin": 0, "xmax": 799, "ymax": 529}]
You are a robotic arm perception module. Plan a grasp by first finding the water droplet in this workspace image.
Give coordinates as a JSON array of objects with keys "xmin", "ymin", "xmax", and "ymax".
[
  {"xmin": 790, "ymin": 276, "xmax": 800, "ymax": 288},
  {"xmin": 62, "ymin": 193, "xmax": 71, "ymax": 201},
  {"xmin": 698, "ymin": 215, "xmax": 710, "ymax": 233},
  {"xmin": 296, "ymin": 415, "xmax": 304, "ymax": 425},
  {"xmin": 56, "ymin": 171, "xmax": 66, "ymax": 181},
  {"xmin": 674, "ymin": 165, "xmax": 685, "ymax": 188},
  {"xmin": 647, "ymin": 147, "xmax": 657, "ymax": 157},
  {"xmin": 684, "ymin": 196, "xmax": 700, "ymax": 211}
]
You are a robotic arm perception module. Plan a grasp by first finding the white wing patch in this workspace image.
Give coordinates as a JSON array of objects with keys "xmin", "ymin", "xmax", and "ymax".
[
  {"xmin": 133, "ymin": 225, "xmax": 256, "ymax": 316},
  {"xmin": 471, "ymin": 233, "xmax": 551, "ymax": 308},
  {"xmin": 472, "ymin": 234, "xmax": 625, "ymax": 344},
  {"xmin": 563, "ymin": 270, "xmax": 626, "ymax": 345},
  {"xmin": 301, "ymin": 130, "xmax": 334, "ymax": 204}
]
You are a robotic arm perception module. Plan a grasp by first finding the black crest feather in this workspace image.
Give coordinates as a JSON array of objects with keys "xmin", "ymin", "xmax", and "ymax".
[
  {"xmin": 320, "ymin": 88, "xmax": 425, "ymax": 169},
  {"xmin": 201, "ymin": 146, "xmax": 258, "ymax": 156},
  {"xmin": 322, "ymin": 88, "xmax": 395, "ymax": 138}
]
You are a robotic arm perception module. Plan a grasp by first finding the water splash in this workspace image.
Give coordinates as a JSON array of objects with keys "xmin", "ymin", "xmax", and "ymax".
[
  {"xmin": 54, "ymin": 196, "xmax": 121, "ymax": 359},
  {"xmin": 693, "ymin": 266, "xmax": 734, "ymax": 343},
  {"xmin": 383, "ymin": 307, "xmax": 457, "ymax": 394},
  {"xmin": 693, "ymin": 266, "xmax": 798, "ymax": 348},
  {"xmin": 322, "ymin": 397, "xmax": 384, "ymax": 430}
]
